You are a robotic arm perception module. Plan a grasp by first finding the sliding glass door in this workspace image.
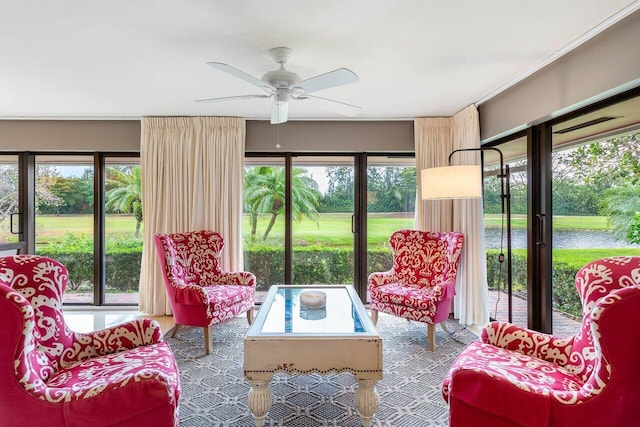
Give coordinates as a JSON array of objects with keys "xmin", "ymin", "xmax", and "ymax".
[
  {"xmin": 292, "ymin": 156, "xmax": 355, "ymax": 285},
  {"xmin": 482, "ymin": 138, "xmax": 529, "ymax": 328},
  {"xmin": 366, "ymin": 156, "xmax": 416, "ymax": 301},
  {"xmin": 2, "ymin": 153, "xmax": 141, "ymax": 306},
  {"xmin": 244, "ymin": 153, "xmax": 416, "ymax": 301},
  {"xmin": 104, "ymin": 157, "xmax": 143, "ymax": 304},
  {"xmin": 35, "ymin": 155, "xmax": 95, "ymax": 304},
  {"xmin": 550, "ymin": 96, "xmax": 640, "ymax": 336},
  {"xmin": 243, "ymin": 157, "xmax": 287, "ymax": 300}
]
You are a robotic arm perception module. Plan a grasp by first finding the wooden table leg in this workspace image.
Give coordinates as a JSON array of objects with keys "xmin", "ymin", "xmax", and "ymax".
[
  {"xmin": 355, "ymin": 378, "xmax": 380, "ymax": 427},
  {"xmin": 247, "ymin": 378, "xmax": 272, "ymax": 427}
]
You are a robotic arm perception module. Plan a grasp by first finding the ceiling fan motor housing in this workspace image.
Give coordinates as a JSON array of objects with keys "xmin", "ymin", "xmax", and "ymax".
[{"xmin": 261, "ymin": 68, "xmax": 300, "ymax": 89}]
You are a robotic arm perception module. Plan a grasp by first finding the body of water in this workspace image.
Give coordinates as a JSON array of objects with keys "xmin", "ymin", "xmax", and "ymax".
[{"xmin": 484, "ymin": 228, "xmax": 640, "ymax": 250}]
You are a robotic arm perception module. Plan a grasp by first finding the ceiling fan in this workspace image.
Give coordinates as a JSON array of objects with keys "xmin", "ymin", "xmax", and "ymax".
[{"xmin": 197, "ymin": 47, "xmax": 360, "ymax": 124}]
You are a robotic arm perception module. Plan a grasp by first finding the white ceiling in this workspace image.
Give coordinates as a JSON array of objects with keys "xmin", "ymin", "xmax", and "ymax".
[{"xmin": 1, "ymin": 0, "xmax": 638, "ymax": 121}]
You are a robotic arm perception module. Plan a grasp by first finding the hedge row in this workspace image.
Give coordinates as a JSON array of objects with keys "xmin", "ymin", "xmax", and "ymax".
[
  {"xmin": 38, "ymin": 239, "xmax": 584, "ymax": 318},
  {"xmin": 37, "ymin": 234, "xmax": 143, "ymax": 293},
  {"xmin": 245, "ymin": 246, "xmax": 393, "ymax": 290}
]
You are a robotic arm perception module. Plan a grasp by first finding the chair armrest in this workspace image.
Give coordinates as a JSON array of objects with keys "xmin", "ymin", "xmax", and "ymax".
[
  {"xmin": 214, "ymin": 271, "xmax": 256, "ymax": 286},
  {"xmin": 80, "ymin": 318, "xmax": 164, "ymax": 356},
  {"xmin": 482, "ymin": 321, "xmax": 574, "ymax": 366},
  {"xmin": 433, "ymin": 279, "xmax": 457, "ymax": 300},
  {"xmin": 368, "ymin": 270, "xmax": 397, "ymax": 289},
  {"xmin": 171, "ymin": 282, "xmax": 209, "ymax": 305}
]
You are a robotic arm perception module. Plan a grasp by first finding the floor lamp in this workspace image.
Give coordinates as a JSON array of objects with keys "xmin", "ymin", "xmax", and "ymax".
[{"xmin": 421, "ymin": 147, "xmax": 512, "ymax": 322}]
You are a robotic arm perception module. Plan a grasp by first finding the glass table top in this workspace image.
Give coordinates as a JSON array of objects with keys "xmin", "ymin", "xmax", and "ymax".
[{"xmin": 252, "ymin": 285, "xmax": 373, "ymax": 336}]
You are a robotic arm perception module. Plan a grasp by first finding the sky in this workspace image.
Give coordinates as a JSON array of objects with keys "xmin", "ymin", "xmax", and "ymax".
[{"xmin": 306, "ymin": 166, "xmax": 330, "ymax": 194}]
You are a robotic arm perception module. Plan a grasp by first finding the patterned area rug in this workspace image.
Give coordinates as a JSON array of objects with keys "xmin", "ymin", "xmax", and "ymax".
[{"xmin": 166, "ymin": 314, "xmax": 477, "ymax": 427}]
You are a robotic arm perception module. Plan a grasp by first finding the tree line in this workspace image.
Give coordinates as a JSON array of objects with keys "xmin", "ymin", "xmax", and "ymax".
[{"xmin": 0, "ymin": 165, "xmax": 142, "ymax": 237}]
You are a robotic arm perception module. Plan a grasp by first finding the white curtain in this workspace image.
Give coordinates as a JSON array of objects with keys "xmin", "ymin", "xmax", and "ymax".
[
  {"xmin": 415, "ymin": 117, "xmax": 453, "ymax": 231},
  {"xmin": 138, "ymin": 117, "xmax": 246, "ymax": 315},
  {"xmin": 414, "ymin": 105, "xmax": 489, "ymax": 327}
]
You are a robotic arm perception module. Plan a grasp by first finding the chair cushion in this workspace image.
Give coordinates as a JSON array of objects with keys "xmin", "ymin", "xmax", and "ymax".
[
  {"xmin": 46, "ymin": 342, "xmax": 180, "ymax": 403},
  {"xmin": 370, "ymin": 282, "xmax": 442, "ymax": 310},
  {"xmin": 204, "ymin": 284, "xmax": 255, "ymax": 309},
  {"xmin": 443, "ymin": 341, "xmax": 584, "ymax": 404}
]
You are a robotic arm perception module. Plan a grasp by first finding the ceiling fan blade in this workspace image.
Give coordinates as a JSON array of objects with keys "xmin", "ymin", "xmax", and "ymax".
[
  {"xmin": 299, "ymin": 95, "xmax": 361, "ymax": 116},
  {"xmin": 271, "ymin": 101, "xmax": 289, "ymax": 124},
  {"xmin": 195, "ymin": 94, "xmax": 271, "ymax": 103},
  {"xmin": 293, "ymin": 68, "xmax": 359, "ymax": 94},
  {"xmin": 207, "ymin": 62, "xmax": 275, "ymax": 92}
]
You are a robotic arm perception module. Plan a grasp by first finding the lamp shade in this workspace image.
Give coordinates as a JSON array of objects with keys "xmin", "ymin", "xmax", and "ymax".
[{"xmin": 421, "ymin": 165, "xmax": 482, "ymax": 200}]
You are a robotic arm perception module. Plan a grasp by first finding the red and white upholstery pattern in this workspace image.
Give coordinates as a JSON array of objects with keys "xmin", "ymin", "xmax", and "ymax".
[
  {"xmin": 0, "ymin": 255, "xmax": 180, "ymax": 427},
  {"xmin": 368, "ymin": 229, "xmax": 464, "ymax": 350},
  {"xmin": 154, "ymin": 230, "xmax": 256, "ymax": 351},
  {"xmin": 442, "ymin": 256, "xmax": 640, "ymax": 427}
]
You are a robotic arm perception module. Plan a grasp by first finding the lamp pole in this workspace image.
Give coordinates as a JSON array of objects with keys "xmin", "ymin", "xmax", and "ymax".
[{"xmin": 448, "ymin": 147, "xmax": 512, "ymax": 323}]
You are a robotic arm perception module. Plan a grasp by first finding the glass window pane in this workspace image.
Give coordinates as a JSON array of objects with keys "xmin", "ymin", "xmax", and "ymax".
[
  {"xmin": 243, "ymin": 158, "xmax": 286, "ymax": 301},
  {"xmin": 366, "ymin": 156, "xmax": 416, "ymax": 302},
  {"xmin": 35, "ymin": 155, "xmax": 95, "ymax": 305},
  {"xmin": 292, "ymin": 156, "xmax": 354, "ymax": 286},
  {"xmin": 0, "ymin": 155, "xmax": 20, "ymax": 246},
  {"xmin": 104, "ymin": 157, "xmax": 141, "ymax": 305},
  {"xmin": 551, "ymin": 123, "xmax": 640, "ymax": 336},
  {"xmin": 483, "ymin": 139, "xmax": 529, "ymax": 328}
]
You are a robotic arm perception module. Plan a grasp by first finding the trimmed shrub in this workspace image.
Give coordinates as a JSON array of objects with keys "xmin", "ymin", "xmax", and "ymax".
[
  {"xmin": 552, "ymin": 263, "xmax": 582, "ymax": 319},
  {"xmin": 37, "ymin": 235, "xmax": 584, "ymax": 318},
  {"xmin": 37, "ymin": 233, "xmax": 142, "ymax": 293}
]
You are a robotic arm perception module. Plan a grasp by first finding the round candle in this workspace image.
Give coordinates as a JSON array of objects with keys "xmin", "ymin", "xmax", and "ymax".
[{"xmin": 299, "ymin": 290, "xmax": 327, "ymax": 309}]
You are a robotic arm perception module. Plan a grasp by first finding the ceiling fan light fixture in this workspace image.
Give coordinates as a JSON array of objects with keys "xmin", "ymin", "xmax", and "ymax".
[
  {"xmin": 274, "ymin": 89, "xmax": 290, "ymax": 105},
  {"xmin": 271, "ymin": 100, "xmax": 289, "ymax": 124}
]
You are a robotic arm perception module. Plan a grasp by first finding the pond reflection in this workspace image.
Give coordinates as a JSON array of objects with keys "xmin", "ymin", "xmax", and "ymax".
[{"xmin": 484, "ymin": 228, "xmax": 640, "ymax": 249}]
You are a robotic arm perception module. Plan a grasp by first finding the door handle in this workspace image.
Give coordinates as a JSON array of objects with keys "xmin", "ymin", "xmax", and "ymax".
[
  {"xmin": 351, "ymin": 214, "xmax": 357, "ymax": 234},
  {"xmin": 10, "ymin": 212, "xmax": 22, "ymax": 235},
  {"xmin": 535, "ymin": 213, "xmax": 545, "ymax": 246}
]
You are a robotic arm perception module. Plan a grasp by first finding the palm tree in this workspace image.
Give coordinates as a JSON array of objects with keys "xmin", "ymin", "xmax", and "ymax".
[
  {"xmin": 105, "ymin": 166, "xmax": 143, "ymax": 238},
  {"xmin": 243, "ymin": 166, "xmax": 270, "ymax": 239},
  {"xmin": 244, "ymin": 166, "xmax": 320, "ymax": 240}
]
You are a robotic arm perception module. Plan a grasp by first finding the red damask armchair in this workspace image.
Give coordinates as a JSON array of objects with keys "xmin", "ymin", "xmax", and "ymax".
[
  {"xmin": 0, "ymin": 255, "xmax": 180, "ymax": 427},
  {"xmin": 368, "ymin": 229, "xmax": 464, "ymax": 351},
  {"xmin": 154, "ymin": 230, "xmax": 256, "ymax": 355},
  {"xmin": 442, "ymin": 256, "xmax": 640, "ymax": 427}
]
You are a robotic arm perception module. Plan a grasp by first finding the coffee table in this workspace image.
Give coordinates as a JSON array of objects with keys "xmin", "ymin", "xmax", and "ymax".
[{"xmin": 244, "ymin": 285, "xmax": 383, "ymax": 427}]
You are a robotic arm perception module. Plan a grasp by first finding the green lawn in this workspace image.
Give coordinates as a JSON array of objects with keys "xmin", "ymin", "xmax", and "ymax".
[
  {"xmin": 32, "ymin": 214, "xmax": 139, "ymax": 245},
  {"xmin": 244, "ymin": 213, "xmax": 415, "ymax": 247},
  {"xmin": 23, "ymin": 213, "xmax": 625, "ymax": 250},
  {"xmin": 553, "ymin": 248, "xmax": 640, "ymax": 267}
]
